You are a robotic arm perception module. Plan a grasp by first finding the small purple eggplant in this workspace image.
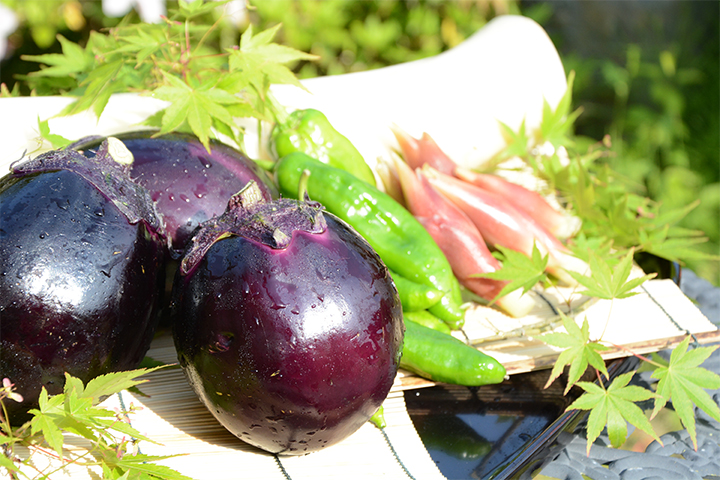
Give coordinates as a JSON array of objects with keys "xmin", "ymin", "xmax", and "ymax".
[
  {"xmin": 0, "ymin": 140, "xmax": 166, "ymax": 422},
  {"xmin": 171, "ymin": 183, "xmax": 404, "ymax": 455},
  {"xmin": 71, "ymin": 131, "xmax": 278, "ymax": 256}
]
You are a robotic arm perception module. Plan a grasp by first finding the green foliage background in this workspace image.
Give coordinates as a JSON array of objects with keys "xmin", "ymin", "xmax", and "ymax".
[{"xmin": 1, "ymin": 0, "xmax": 717, "ymax": 285}]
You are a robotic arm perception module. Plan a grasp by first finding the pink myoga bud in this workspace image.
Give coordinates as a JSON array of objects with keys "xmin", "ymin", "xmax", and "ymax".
[
  {"xmin": 390, "ymin": 125, "xmax": 457, "ymax": 175},
  {"xmin": 393, "ymin": 157, "xmax": 536, "ymax": 317},
  {"xmin": 454, "ymin": 167, "xmax": 580, "ymax": 240},
  {"xmin": 424, "ymin": 166, "xmax": 588, "ymax": 286}
]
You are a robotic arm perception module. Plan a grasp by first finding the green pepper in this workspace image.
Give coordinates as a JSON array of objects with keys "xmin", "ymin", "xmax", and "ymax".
[
  {"xmin": 389, "ymin": 269, "xmax": 443, "ymax": 312},
  {"xmin": 404, "ymin": 311, "xmax": 452, "ymax": 335},
  {"xmin": 271, "ymin": 108, "xmax": 377, "ymax": 185},
  {"xmin": 275, "ymin": 152, "xmax": 465, "ymax": 329},
  {"xmin": 401, "ymin": 320, "xmax": 506, "ymax": 386}
]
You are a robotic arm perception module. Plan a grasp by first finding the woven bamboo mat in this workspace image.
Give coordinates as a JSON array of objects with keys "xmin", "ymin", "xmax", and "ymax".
[
  {"xmin": 100, "ymin": 372, "xmax": 445, "ymax": 480},
  {"xmin": 14, "ymin": 344, "xmax": 446, "ymax": 480}
]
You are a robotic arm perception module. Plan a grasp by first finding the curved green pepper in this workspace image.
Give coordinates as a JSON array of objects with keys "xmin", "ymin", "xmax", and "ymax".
[
  {"xmin": 404, "ymin": 311, "xmax": 452, "ymax": 335},
  {"xmin": 275, "ymin": 152, "xmax": 465, "ymax": 329},
  {"xmin": 389, "ymin": 269, "xmax": 443, "ymax": 312},
  {"xmin": 271, "ymin": 108, "xmax": 377, "ymax": 185},
  {"xmin": 401, "ymin": 320, "xmax": 506, "ymax": 386}
]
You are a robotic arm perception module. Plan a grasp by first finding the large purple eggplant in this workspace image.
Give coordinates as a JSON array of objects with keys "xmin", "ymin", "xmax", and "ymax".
[
  {"xmin": 0, "ymin": 140, "xmax": 166, "ymax": 422},
  {"xmin": 171, "ymin": 183, "xmax": 404, "ymax": 455},
  {"xmin": 71, "ymin": 131, "xmax": 278, "ymax": 256}
]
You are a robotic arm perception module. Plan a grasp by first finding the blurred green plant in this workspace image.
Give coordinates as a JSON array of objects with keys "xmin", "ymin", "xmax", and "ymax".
[
  {"xmin": 1, "ymin": 0, "xmax": 87, "ymax": 49},
  {"xmin": 565, "ymin": 43, "xmax": 719, "ymax": 286},
  {"xmin": 247, "ymin": 0, "xmax": 520, "ymax": 78}
]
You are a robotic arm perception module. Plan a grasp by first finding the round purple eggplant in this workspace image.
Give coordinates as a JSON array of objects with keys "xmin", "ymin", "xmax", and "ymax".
[
  {"xmin": 171, "ymin": 183, "xmax": 404, "ymax": 455},
  {"xmin": 0, "ymin": 140, "xmax": 166, "ymax": 422},
  {"xmin": 70, "ymin": 131, "xmax": 278, "ymax": 256}
]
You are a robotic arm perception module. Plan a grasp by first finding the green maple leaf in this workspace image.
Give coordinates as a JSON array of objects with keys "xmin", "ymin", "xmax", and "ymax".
[
  {"xmin": 567, "ymin": 371, "xmax": 661, "ymax": 454},
  {"xmin": 539, "ymin": 71, "xmax": 582, "ymax": 149},
  {"xmin": 105, "ymin": 454, "xmax": 196, "ymax": 480},
  {"xmin": 567, "ymin": 248, "xmax": 656, "ymax": 300},
  {"xmin": 26, "ymin": 367, "xmax": 167, "ymax": 460},
  {"xmin": 637, "ymin": 208, "xmax": 719, "ymax": 263},
  {"xmin": 568, "ymin": 233, "xmax": 615, "ymax": 264},
  {"xmin": 176, "ymin": 0, "xmax": 227, "ymax": 19},
  {"xmin": 28, "ymin": 389, "xmax": 66, "ymax": 458},
  {"xmin": 0, "ymin": 454, "xmax": 19, "ymax": 475},
  {"xmin": 22, "ymin": 34, "xmax": 94, "ymax": 78},
  {"xmin": 81, "ymin": 366, "xmax": 165, "ymax": 401},
  {"xmin": 541, "ymin": 313, "xmax": 610, "ymax": 394},
  {"xmin": 557, "ymin": 156, "xmax": 599, "ymax": 226},
  {"xmin": 154, "ymin": 73, "xmax": 243, "ymax": 151},
  {"xmin": 109, "ymin": 24, "xmax": 167, "ymax": 67},
  {"xmin": 37, "ymin": 117, "xmax": 72, "ymax": 149},
  {"xmin": 17, "ymin": 4, "xmax": 316, "ymax": 152},
  {"xmin": 229, "ymin": 24, "xmax": 318, "ymax": 97},
  {"xmin": 473, "ymin": 242, "xmax": 548, "ymax": 303},
  {"xmin": 66, "ymin": 58, "xmax": 127, "ymax": 118},
  {"xmin": 495, "ymin": 117, "xmax": 531, "ymax": 161},
  {"xmin": 650, "ymin": 336, "xmax": 720, "ymax": 449}
]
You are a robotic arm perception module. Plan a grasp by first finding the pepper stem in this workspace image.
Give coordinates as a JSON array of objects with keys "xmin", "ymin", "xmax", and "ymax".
[{"xmin": 298, "ymin": 169, "xmax": 312, "ymax": 201}]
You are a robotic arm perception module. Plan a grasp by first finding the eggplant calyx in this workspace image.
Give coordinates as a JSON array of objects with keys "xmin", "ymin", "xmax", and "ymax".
[
  {"xmin": 11, "ymin": 140, "xmax": 163, "ymax": 236},
  {"xmin": 180, "ymin": 181, "xmax": 327, "ymax": 276}
]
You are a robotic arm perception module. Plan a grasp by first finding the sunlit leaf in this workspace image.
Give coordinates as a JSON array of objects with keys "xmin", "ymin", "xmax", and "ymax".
[
  {"xmin": 650, "ymin": 336, "xmax": 720, "ymax": 449},
  {"xmin": 495, "ymin": 118, "xmax": 531, "ymax": 161},
  {"xmin": 567, "ymin": 371, "xmax": 660, "ymax": 454},
  {"xmin": 473, "ymin": 243, "xmax": 548, "ymax": 302},
  {"xmin": 566, "ymin": 249, "xmax": 656, "ymax": 300},
  {"xmin": 22, "ymin": 34, "xmax": 93, "ymax": 78},
  {"xmin": 82, "ymin": 366, "xmax": 166, "ymax": 402},
  {"xmin": 541, "ymin": 313, "xmax": 610, "ymax": 393},
  {"xmin": 37, "ymin": 117, "xmax": 72, "ymax": 149}
]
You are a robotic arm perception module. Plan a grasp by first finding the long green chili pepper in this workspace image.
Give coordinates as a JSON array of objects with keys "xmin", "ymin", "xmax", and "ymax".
[
  {"xmin": 404, "ymin": 311, "xmax": 452, "ymax": 335},
  {"xmin": 271, "ymin": 108, "xmax": 377, "ymax": 186},
  {"xmin": 275, "ymin": 152, "xmax": 465, "ymax": 329},
  {"xmin": 389, "ymin": 269, "xmax": 443, "ymax": 312},
  {"xmin": 401, "ymin": 320, "xmax": 506, "ymax": 386}
]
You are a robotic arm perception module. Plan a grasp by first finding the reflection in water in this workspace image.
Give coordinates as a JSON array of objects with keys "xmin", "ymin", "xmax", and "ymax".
[
  {"xmin": 405, "ymin": 359, "xmax": 635, "ymax": 480},
  {"xmin": 405, "ymin": 373, "xmax": 571, "ymax": 480}
]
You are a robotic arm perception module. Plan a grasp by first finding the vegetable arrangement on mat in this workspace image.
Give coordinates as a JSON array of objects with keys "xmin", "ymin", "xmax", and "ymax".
[{"xmin": 1, "ymin": 1, "xmax": 719, "ymax": 478}]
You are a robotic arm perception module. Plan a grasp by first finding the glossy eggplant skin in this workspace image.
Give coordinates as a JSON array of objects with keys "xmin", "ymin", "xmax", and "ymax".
[
  {"xmin": 172, "ymin": 202, "xmax": 403, "ymax": 455},
  {"xmin": 0, "ymin": 150, "xmax": 165, "ymax": 422},
  {"xmin": 72, "ymin": 131, "xmax": 278, "ymax": 255}
]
